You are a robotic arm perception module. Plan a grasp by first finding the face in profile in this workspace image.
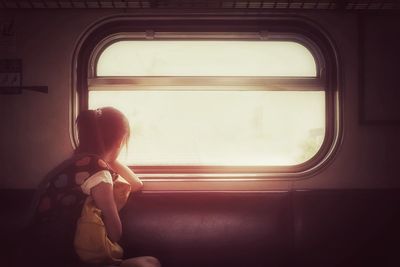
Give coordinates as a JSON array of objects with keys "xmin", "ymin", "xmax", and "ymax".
[{"xmin": 107, "ymin": 134, "xmax": 128, "ymax": 162}]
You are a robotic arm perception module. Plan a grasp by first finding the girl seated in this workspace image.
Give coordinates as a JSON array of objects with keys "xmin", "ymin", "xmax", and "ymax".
[{"xmin": 31, "ymin": 107, "xmax": 160, "ymax": 267}]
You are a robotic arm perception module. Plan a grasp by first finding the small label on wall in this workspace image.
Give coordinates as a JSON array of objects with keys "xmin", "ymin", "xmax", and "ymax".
[{"xmin": 0, "ymin": 59, "xmax": 22, "ymax": 87}]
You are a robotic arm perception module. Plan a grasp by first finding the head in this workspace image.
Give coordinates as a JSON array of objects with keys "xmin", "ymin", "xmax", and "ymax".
[{"xmin": 75, "ymin": 107, "xmax": 130, "ymax": 161}]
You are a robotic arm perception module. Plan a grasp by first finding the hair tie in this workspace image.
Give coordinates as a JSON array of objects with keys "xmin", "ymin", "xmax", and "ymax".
[{"xmin": 95, "ymin": 108, "xmax": 102, "ymax": 117}]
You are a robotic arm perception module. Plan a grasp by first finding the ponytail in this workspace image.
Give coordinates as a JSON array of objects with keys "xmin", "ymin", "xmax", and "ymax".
[{"xmin": 75, "ymin": 107, "xmax": 130, "ymax": 156}]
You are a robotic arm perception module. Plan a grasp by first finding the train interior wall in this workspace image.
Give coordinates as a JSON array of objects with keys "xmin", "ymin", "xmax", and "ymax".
[
  {"xmin": 0, "ymin": 10, "xmax": 399, "ymax": 190},
  {"xmin": 0, "ymin": 7, "xmax": 400, "ymax": 267}
]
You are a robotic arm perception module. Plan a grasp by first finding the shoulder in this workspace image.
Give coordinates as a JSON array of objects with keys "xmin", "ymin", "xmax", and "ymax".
[
  {"xmin": 81, "ymin": 169, "xmax": 114, "ymax": 195},
  {"xmin": 70, "ymin": 154, "xmax": 114, "ymax": 177},
  {"xmin": 71, "ymin": 154, "xmax": 115, "ymax": 183},
  {"xmin": 73, "ymin": 154, "xmax": 109, "ymax": 169}
]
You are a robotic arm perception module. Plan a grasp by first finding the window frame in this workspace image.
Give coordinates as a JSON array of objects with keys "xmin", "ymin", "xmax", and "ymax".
[{"xmin": 72, "ymin": 15, "xmax": 341, "ymax": 180}]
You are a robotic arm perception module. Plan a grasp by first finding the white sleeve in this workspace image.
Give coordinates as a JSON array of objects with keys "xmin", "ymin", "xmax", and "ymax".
[{"xmin": 81, "ymin": 170, "xmax": 113, "ymax": 195}]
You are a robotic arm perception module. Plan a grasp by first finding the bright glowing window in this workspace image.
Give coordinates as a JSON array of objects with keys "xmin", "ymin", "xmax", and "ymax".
[
  {"xmin": 88, "ymin": 38, "xmax": 328, "ymax": 172},
  {"xmin": 97, "ymin": 41, "xmax": 316, "ymax": 77}
]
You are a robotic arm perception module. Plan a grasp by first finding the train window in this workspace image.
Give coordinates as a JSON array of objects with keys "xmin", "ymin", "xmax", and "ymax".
[
  {"xmin": 78, "ymin": 27, "xmax": 339, "ymax": 178},
  {"xmin": 96, "ymin": 41, "xmax": 316, "ymax": 77}
]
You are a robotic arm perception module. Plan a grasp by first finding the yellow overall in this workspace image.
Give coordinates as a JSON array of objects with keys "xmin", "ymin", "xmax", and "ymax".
[{"xmin": 74, "ymin": 176, "xmax": 131, "ymax": 265}]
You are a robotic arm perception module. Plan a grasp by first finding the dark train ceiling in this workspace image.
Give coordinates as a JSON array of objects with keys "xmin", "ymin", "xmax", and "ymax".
[{"xmin": 0, "ymin": 0, "xmax": 399, "ymax": 11}]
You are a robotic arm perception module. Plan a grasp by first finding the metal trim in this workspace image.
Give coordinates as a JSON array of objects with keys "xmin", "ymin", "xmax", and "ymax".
[{"xmin": 88, "ymin": 77, "xmax": 323, "ymax": 90}]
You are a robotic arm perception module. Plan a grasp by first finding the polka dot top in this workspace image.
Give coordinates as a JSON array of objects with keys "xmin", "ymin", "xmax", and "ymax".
[{"xmin": 35, "ymin": 154, "xmax": 118, "ymax": 226}]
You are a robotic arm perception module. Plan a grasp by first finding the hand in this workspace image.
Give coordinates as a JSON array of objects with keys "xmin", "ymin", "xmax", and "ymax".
[{"xmin": 108, "ymin": 160, "xmax": 144, "ymax": 192}]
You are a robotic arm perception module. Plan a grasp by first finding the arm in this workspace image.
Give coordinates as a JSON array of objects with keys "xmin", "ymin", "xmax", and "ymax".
[
  {"xmin": 108, "ymin": 160, "xmax": 143, "ymax": 192},
  {"xmin": 91, "ymin": 182, "xmax": 122, "ymax": 243}
]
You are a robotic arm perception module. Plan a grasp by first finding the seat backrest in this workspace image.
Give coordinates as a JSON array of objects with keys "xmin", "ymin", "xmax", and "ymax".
[{"xmin": 120, "ymin": 191, "xmax": 293, "ymax": 267}]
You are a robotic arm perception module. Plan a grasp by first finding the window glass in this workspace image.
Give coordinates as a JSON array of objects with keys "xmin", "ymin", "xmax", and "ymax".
[
  {"xmin": 97, "ymin": 41, "xmax": 317, "ymax": 77},
  {"xmin": 89, "ymin": 90, "xmax": 325, "ymax": 166},
  {"xmin": 90, "ymin": 39, "xmax": 326, "ymax": 169}
]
